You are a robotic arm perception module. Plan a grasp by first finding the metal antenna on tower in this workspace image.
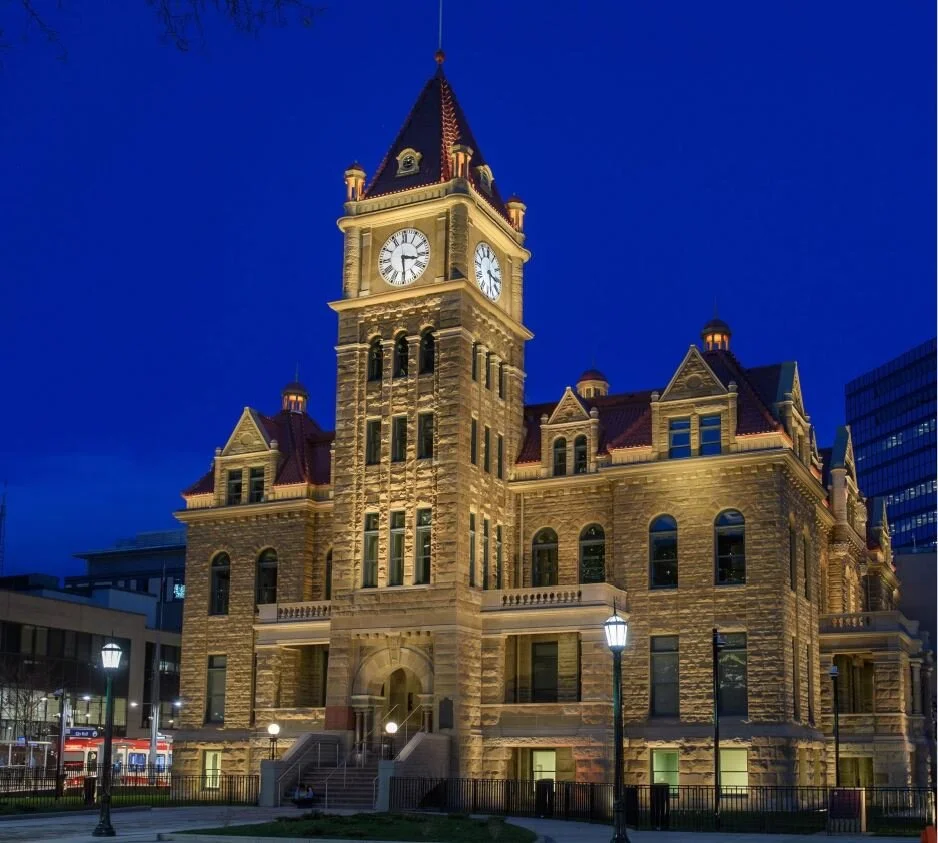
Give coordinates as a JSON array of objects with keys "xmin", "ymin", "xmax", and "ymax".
[{"xmin": 438, "ymin": 0, "xmax": 444, "ymax": 52}]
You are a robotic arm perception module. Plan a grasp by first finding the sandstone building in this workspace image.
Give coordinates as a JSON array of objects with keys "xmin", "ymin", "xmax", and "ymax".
[{"xmin": 173, "ymin": 59, "xmax": 934, "ymax": 791}]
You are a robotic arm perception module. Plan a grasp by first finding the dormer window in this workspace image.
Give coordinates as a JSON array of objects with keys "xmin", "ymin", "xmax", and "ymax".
[
  {"xmin": 475, "ymin": 164, "xmax": 494, "ymax": 195},
  {"xmin": 396, "ymin": 148, "xmax": 422, "ymax": 177}
]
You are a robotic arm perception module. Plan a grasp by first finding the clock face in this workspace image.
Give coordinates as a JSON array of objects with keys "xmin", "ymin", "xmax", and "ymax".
[
  {"xmin": 474, "ymin": 242, "xmax": 502, "ymax": 301},
  {"xmin": 378, "ymin": 228, "xmax": 430, "ymax": 286}
]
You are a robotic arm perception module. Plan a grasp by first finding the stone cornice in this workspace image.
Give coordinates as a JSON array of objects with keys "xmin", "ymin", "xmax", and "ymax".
[{"xmin": 175, "ymin": 497, "xmax": 332, "ymax": 524}]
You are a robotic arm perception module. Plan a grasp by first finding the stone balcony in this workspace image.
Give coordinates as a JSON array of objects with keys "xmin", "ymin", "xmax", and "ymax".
[
  {"xmin": 819, "ymin": 611, "xmax": 921, "ymax": 639},
  {"xmin": 255, "ymin": 600, "xmax": 332, "ymax": 646},
  {"xmin": 481, "ymin": 582, "xmax": 629, "ymax": 635}
]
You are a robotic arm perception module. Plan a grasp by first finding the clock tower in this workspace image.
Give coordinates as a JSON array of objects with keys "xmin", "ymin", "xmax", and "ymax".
[{"xmin": 325, "ymin": 57, "xmax": 531, "ymax": 776}]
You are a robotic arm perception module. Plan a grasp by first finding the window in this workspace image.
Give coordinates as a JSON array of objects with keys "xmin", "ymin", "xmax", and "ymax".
[
  {"xmin": 248, "ymin": 467, "xmax": 265, "ymax": 503},
  {"xmin": 202, "ymin": 750, "xmax": 221, "ymax": 789},
  {"xmin": 210, "ymin": 553, "xmax": 230, "ymax": 615},
  {"xmin": 668, "ymin": 418, "xmax": 691, "ymax": 459},
  {"xmin": 470, "ymin": 419, "xmax": 478, "ymax": 465},
  {"xmin": 792, "ymin": 637, "xmax": 800, "ymax": 721},
  {"xmin": 495, "ymin": 526, "xmax": 503, "ymax": 589},
  {"xmin": 718, "ymin": 633, "xmax": 748, "ymax": 716},
  {"xmin": 719, "ymin": 749, "xmax": 748, "ymax": 791},
  {"xmin": 205, "ymin": 655, "xmax": 227, "ymax": 723},
  {"xmin": 485, "ymin": 352, "xmax": 492, "ymax": 389},
  {"xmin": 579, "ymin": 524, "xmax": 605, "ymax": 583},
  {"xmin": 532, "ymin": 528, "xmax": 558, "ymax": 587},
  {"xmin": 469, "ymin": 513, "xmax": 477, "ymax": 587},
  {"xmin": 392, "ymin": 416, "xmax": 407, "ymax": 462},
  {"xmin": 532, "ymin": 642, "xmax": 559, "ymax": 702},
  {"xmin": 715, "ymin": 510, "xmax": 745, "ymax": 585},
  {"xmin": 367, "ymin": 337, "xmax": 384, "ymax": 381},
  {"xmin": 789, "ymin": 524, "xmax": 798, "ymax": 592},
  {"xmin": 393, "ymin": 333, "xmax": 409, "ymax": 377},
  {"xmin": 652, "ymin": 750, "xmax": 679, "ymax": 790},
  {"xmin": 419, "ymin": 329, "xmax": 435, "ymax": 374},
  {"xmin": 574, "ymin": 435, "xmax": 588, "ymax": 474},
  {"xmin": 699, "ymin": 414, "xmax": 722, "ymax": 456},
  {"xmin": 324, "ymin": 550, "xmax": 332, "ymax": 600},
  {"xmin": 651, "ymin": 636, "xmax": 679, "ymax": 716},
  {"xmin": 471, "ymin": 342, "xmax": 480, "ymax": 381},
  {"xmin": 389, "ymin": 511, "xmax": 405, "ymax": 586},
  {"xmin": 418, "ymin": 413, "xmax": 434, "ymax": 459},
  {"xmin": 802, "ymin": 536, "xmax": 811, "ymax": 600},
  {"xmin": 498, "ymin": 362, "xmax": 506, "ymax": 398},
  {"xmin": 256, "ymin": 549, "xmax": 278, "ymax": 605},
  {"xmin": 415, "ymin": 509, "xmax": 432, "ymax": 584},
  {"xmin": 482, "ymin": 519, "xmax": 490, "ymax": 590},
  {"xmin": 531, "ymin": 749, "xmax": 556, "ymax": 781},
  {"xmin": 483, "ymin": 426, "xmax": 491, "ymax": 472},
  {"xmin": 497, "ymin": 434, "xmax": 504, "ymax": 479},
  {"xmin": 226, "ymin": 470, "xmax": 242, "ymax": 505},
  {"xmin": 363, "ymin": 514, "xmax": 378, "ymax": 588},
  {"xmin": 806, "ymin": 644, "xmax": 814, "ymax": 724},
  {"xmin": 553, "ymin": 438, "xmax": 567, "ymax": 476},
  {"xmin": 366, "ymin": 419, "xmax": 381, "ymax": 465},
  {"xmin": 650, "ymin": 516, "xmax": 678, "ymax": 589}
]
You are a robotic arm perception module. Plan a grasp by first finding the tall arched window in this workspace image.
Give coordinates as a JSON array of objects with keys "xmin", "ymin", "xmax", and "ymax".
[
  {"xmin": 649, "ymin": 516, "xmax": 678, "ymax": 589},
  {"xmin": 553, "ymin": 438, "xmax": 567, "ymax": 476},
  {"xmin": 325, "ymin": 549, "xmax": 333, "ymax": 601},
  {"xmin": 802, "ymin": 535, "xmax": 811, "ymax": 601},
  {"xmin": 367, "ymin": 337, "xmax": 383, "ymax": 382},
  {"xmin": 532, "ymin": 528, "xmax": 558, "ymax": 587},
  {"xmin": 715, "ymin": 510, "xmax": 746, "ymax": 585},
  {"xmin": 419, "ymin": 329, "xmax": 435, "ymax": 374},
  {"xmin": 210, "ymin": 552, "xmax": 231, "ymax": 615},
  {"xmin": 393, "ymin": 333, "xmax": 409, "ymax": 378},
  {"xmin": 579, "ymin": 524, "xmax": 605, "ymax": 583},
  {"xmin": 574, "ymin": 435, "xmax": 588, "ymax": 474},
  {"xmin": 256, "ymin": 549, "xmax": 278, "ymax": 605}
]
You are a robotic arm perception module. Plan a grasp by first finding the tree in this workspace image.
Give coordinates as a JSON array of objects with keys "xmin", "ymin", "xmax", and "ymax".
[{"xmin": 2, "ymin": 0, "xmax": 321, "ymax": 64}]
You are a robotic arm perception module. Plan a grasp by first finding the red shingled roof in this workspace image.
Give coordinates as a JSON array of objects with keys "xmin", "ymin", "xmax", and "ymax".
[
  {"xmin": 517, "ymin": 352, "xmax": 783, "ymax": 465},
  {"xmin": 362, "ymin": 67, "xmax": 510, "ymax": 222},
  {"xmin": 182, "ymin": 410, "xmax": 334, "ymax": 497}
]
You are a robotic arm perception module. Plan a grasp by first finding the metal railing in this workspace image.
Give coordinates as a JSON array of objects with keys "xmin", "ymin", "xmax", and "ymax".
[
  {"xmin": 390, "ymin": 778, "xmax": 935, "ymax": 835},
  {"xmin": 0, "ymin": 766, "xmax": 258, "ymax": 812},
  {"xmin": 275, "ymin": 737, "xmax": 340, "ymax": 807}
]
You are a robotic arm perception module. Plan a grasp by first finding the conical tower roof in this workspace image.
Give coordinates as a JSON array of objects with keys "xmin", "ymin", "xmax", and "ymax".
[{"xmin": 363, "ymin": 65, "xmax": 508, "ymax": 219}]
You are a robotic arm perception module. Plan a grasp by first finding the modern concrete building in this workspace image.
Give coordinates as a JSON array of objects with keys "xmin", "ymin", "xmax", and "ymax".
[{"xmin": 172, "ymin": 61, "xmax": 933, "ymax": 793}]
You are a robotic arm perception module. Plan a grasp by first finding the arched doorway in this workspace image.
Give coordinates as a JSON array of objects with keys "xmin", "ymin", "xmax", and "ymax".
[{"xmin": 383, "ymin": 667, "xmax": 422, "ymax": 728}]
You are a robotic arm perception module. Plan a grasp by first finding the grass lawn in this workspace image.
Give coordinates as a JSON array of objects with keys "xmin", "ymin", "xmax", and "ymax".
[{"xmin": 186, "ymin": 812, "xmax": 537, "ymax": 841}]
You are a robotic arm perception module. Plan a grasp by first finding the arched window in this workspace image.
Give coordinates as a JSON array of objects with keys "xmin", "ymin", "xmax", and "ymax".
[
  {"xmin": 715, "ymin": 510, "xmax": 746, "ymax": 585},
  {"xmin": 419, "ymin": 329, "xmax": 435, "ymax": 374},
  {"xmin": 579, "ymin": 524, "xmax": 605, "ymax": 583},
  {"xmin": 649, "ymin": 516, "xmax": 678, "ymax": 589},
  {"xmin": 256, "ymin": 549, "xmax": 278, "ymax": 605},
  {"xmin": 802, "ymin": 535, "xmax": 810, "ymax": 601},
  {"xmin": 553, "ymin": 438, "xmax": 567, "ymax": 476},
  {"xmin": 210, "ymin": 552, "xmax": 231, "ymax": 615},
  {"xmin": 393, "ymin": 333, "xmax": 409, "ymax": 378},
  {"xmin": 574, "ymin": 435, "xmax": 588, "ymax": 475},
  {"xmin": 325, "ymin": 549, "xmax": 333, "ymax": 601},
  {"xmin": 532, "ymin": 528, "xmax": 558, "ymax": 587},
  {"xmin": 367, "ymin": 337, "xmax": 383, "ymax": 382}
]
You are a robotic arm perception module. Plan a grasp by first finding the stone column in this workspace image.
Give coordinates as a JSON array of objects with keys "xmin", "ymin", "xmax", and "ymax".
[{"xmin": 911, "ymin": 661, "xmax": 922, "ymax": 715}]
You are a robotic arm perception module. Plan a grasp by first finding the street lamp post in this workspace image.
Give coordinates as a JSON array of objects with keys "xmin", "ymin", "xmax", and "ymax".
[
  {"xmin": 267, "ymin": 723, "xmax": 281, "ymax": 760},
  {"xmin": 603, "ymin": 602, "xmax": 630, "ymax": 843},
  {"xmin": 92, "ymin": 641, "xmax": 122, "ymax": 838},
  {"xmin": 829, "ymin": 665, "xmax": 840, "ymax": 786},
  {"xmin": 712, "ymin": 629, "xmax": 726, "ymax": 830}
]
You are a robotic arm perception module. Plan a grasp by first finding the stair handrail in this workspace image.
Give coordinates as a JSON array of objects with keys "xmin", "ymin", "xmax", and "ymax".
[
  {"xmin": 322, "ymin": 711, "xmax": 392, "ymax": 809},
  {"xmin": 391, "ymin": 706, "xmax": 426, "ymax": 759},
  {"xmin": 275, "ymin": 735, "xmax": 339, "ymax": 807}
]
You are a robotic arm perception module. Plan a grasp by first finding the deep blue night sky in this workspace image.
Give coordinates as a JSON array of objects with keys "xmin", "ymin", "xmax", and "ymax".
[{"xmin": 1, "ymin": 2, "xmax": 934, "ymax": 577}]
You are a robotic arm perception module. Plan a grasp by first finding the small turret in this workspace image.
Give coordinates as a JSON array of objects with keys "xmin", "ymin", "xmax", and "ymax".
[
  {"xmin": 506, "ymin": 195, "xmax": 526, "ymax": 232},
  {"xmin": 344, "ymin": 162, "xmax": 366, "ymax": 201},
  {"xmin": 281, "ymin": 379, "xmax": 308, "ymax": 414},
  {"xmin": 701, "ymin": 315, "xmax": 732, "ymax": 352},
  {"xmin": 577, "ymin": 368, "xmax": 609, "ymax": 399}
]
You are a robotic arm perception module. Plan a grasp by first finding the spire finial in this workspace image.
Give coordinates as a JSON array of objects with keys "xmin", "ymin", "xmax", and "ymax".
[{"xmin": 295, "ymin": 361, "xmax": 300, "ymax": 382}]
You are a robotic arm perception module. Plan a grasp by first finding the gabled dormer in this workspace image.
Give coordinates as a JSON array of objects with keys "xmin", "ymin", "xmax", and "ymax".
[
  {"xmin": 539, "ymin": 386, "xmax": 599, "ymax": 477},
  {"xmin": 826, "ymin": 425, "xmax": 866, "ymax": 540}
]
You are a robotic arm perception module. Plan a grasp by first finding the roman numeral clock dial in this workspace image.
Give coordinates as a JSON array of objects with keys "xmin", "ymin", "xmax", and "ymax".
[
  {"xmin": 474, "ymin": 242, "xmax": 502, "ymax": 301},
  {"xmin": 378, "ymin": 228, "xmax": 430, "ymax": 286}
]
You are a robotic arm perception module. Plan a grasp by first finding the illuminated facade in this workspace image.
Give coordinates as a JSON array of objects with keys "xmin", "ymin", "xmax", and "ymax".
[{"xmin": 172, "ymin": 62, "xmax": 932, "ymax": 793}]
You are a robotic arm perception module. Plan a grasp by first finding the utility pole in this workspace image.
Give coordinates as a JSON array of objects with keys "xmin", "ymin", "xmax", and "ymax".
[
  {"xmin": 55, "ymin": 690, "xmax": 70, "ymax": 798},
  {"xmin": 148, "ymin": 562, "xmax": 166, "ymax": 773}
]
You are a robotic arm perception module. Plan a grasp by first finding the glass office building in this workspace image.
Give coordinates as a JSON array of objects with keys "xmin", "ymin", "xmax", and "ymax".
[{"xmin": 846, "ymin": 338, "xmax": 937, "ymax": 549}]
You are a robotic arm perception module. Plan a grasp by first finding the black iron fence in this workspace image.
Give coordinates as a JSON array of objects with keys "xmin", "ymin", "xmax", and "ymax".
[
  {"xmin": 0, "ymin": 765, "xmax": 258, "ymax": 813},
  {"xmin": 390, "ymin": 777, "xmax": 935, "ymax": 835}
]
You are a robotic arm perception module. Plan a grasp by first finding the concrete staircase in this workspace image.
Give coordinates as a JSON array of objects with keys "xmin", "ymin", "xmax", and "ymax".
[{"xmin": 301, "ymin": 754, "xmax": 380, "ymax": 810}]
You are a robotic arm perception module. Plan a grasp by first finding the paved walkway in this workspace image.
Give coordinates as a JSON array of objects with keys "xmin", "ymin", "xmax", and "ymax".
[{"xmin": 0, "ymin": 806, "xmax": 925, "ymax": 842}]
